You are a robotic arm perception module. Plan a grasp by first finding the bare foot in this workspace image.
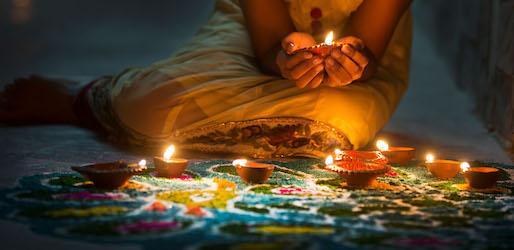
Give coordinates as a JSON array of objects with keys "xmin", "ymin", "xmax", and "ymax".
[{"xmin": 0, "ymin": 75, "xmax": 83, "ymax": 124}]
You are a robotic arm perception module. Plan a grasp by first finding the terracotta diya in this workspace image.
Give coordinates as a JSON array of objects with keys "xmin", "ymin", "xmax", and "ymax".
[
  {"xmin": 333, "ymin": 149, "xmax": 388, "ymax": 165},
  {"xmin": 425, "ymin": 154, "xmax": 460, "ymax": 180},
  {"xmin": 290, "ymin": 31, "xmax": 344, "ymax": 57},
  {"xmin": 232, "ymin": 159, "xmax": 275, "ymax": 184},
  {"xmin": 376, "ymin": 140, "xmax": 416, "ymax": 165},
  {"xmin": 461, "ymin": 162, "xmax": 500, "ymax": 189},
  {"xmin": 325, "ymin": 155, "xmax": 391, "ymax": 187},
  {"xmin": 153, "ymin": 145, "xmax": 189, "ymax": 178},
  {"xmin": 71, "ymin": 160, "xmax": 147, "ymax": 189}
]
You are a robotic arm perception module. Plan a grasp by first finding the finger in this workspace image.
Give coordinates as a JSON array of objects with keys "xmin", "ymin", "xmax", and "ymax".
[
  {"xmin": 323, "ymin": 65, "xmax": 340, "ymax": 87},
  {"xmin": 281, "ymin": 32, "xmax": 317, "ymax": 53},
  {"xmin": 295, "ymin": 63, "xmax": 324, "ymax": 88},
  {"xmin": 284, "ymin": 42, "xmax": 295, "ymax": 54},
  {"xmin": 342, "ymin": 44, "xmax": 368, "ymax": 67},
  {"xmin": 325, "ymin": 57, "xmax": 352, "ymax": 86},
  {"xmin": 324, "ymin": 68, "xmax": 340, "ymax": 87},
  {"xmin": 330, "ymin": 49, "xmax": 362, "ymax": 80},
  {"xmin": 285, "ymin": 52, "xmax": 313, "ymax": 70},
  {"xmin": 281, "ymin": 34, "xmax": 300, "ymax": 52},
  {"xmin": 289, "ymin": 56, "xmax": 323, "ymax": 80},
  {"xmin": 343, "ymin": 36, "xmax": 365, "ymax": 51},
  {"xmin": 307, "ymin": 71, "xmax": 324, "ymax": 88}
]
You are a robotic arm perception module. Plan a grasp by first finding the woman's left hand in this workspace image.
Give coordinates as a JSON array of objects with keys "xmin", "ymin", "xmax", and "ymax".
[{"xmin": 323, "ymin": 36, "xmax": 370, "ymax": 87}]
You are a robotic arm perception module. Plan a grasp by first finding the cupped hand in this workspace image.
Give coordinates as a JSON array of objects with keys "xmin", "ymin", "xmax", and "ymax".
[
  {"xmin": 324, "ymin": 36, "xmax": 369, "ymax": 87},
  {"xmin": 276, "ymin": 32, "xmax": 325, "ymax": 88}
]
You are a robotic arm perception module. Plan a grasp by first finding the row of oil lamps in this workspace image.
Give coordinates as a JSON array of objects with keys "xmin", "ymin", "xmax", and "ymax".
[{"xmin": 71, "ymin": 140, "xmax": 500, "ymax": 190}]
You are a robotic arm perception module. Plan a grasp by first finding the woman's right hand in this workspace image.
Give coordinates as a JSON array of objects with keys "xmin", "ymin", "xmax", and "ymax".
[{"xmin": 276, "ymin": 32, "xmax": 325, "ymax": 88}]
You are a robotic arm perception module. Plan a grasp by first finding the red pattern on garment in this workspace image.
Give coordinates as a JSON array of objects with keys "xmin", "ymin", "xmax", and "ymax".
[
  {"xmin": 310, "ymin": 7, "xmax": 323, "ymax": 35},
  {"xmin": 310, "ymin": 7, "xmax": 322, "ymax": 19}
]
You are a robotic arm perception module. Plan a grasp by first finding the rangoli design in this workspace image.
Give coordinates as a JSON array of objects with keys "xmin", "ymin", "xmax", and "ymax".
[{"xmin": 0, "ymin": 160, "xmax": 513, "ymax": 249}]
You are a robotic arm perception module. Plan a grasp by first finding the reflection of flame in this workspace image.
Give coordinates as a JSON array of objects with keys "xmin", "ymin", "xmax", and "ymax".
[
  {"xmin": 460, "ymin": 162, "xmax": 470, "ymax": 172},
  {"xmin": 426, "ymin": 154, "xmax": 435, "ymax": 163},
  {"xmin": 163, "ymin": 145, "xmax": 175, "ymax": 160},
  {"xmin": 138, "ymin": 160, "xmax": 147, "ymax": 167},
  {"xmin": 325, "ymin": 155, "xmax": 334, "ymax": 166},
  {"xmin": 232, "ymin": 159, "xmax": 247, "ymax": 167},
  {"xmin": 324, "ymin": 31, "xmax": 334, "ymax": 45},
  {"xmin": 325, "ymin": 162, "xmax": 343, "ymax": 172},
  {"xmin": 376, "ymin": 140, "xmax": 389, "ymax": 151}
]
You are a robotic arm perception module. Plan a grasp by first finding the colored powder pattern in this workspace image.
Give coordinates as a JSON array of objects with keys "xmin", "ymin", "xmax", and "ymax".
[{"xmin": 0, "ymin": 159, "xmax": 512, "ymax": 249}]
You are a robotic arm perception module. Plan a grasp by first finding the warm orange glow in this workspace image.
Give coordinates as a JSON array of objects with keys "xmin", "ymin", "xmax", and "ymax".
[
  {"xmin": 324, "ymin": 31, "xmax": 334, "ymax": 45},
  {"xmin": 232, "ymin": 159, "xmax": 247, "ymax": 167},
  {"xmin": 138, "ymin": 159, "xmax": 147, "ymax": 167},
  {"xmin": 334, "ymin": 149, "xmax": 343, "ymax": 160},
  {"xmin": 460, "ymin": 162, "xmax": 470, "ymax": 172},
  {"xmin": 426, "ymin": 154, "xmax": 435, "ymax": 163},
  {"xmin": 376, "ymin": 140, "xmax": 389, "ymax": 151},
  {"xmin": 325, "ymin": 155, "xmax": 334, "ymax": 166},
  {"xmin": 163, "ymin": 145, "xmax": 175, "ymax": 160}
]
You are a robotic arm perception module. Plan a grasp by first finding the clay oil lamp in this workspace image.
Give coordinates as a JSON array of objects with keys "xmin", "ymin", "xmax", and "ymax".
[
  {"xmin": 290, "ymin": 31, "xmax": 344, "ymax": 57},
  {"xmin": 461, "ymin": 162, "xmax": 500, "ymax": 189},
  {"xmin": 153, "ymin": 145, "xmax": 189, "ymax": 178},
  {"xmin": 425, "ymin": 154, "xmax": 461, "ymax": 180},
  {"xmin": 232, "ymin": 159, "xmax": 275, "ymax": 184},
  {"xmin": 325, "ymin": 155, "xmax": 391, "ymax": 187},
  {"xmin": 332, "ymin": 148, "xmax": 388, "ymax": 165},
  {"xmin": 376, "ymin": 140, "xmax": 416, "ymax": 165},
  {"xmin": 71, "ymin": 159, "xmax": 147, "ymax": 189}
]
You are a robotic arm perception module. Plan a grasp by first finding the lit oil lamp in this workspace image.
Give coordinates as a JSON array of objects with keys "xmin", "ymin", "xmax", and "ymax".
[
  {"xmin": 461, "ymin": 162, "xmax": 500, "ymax": 189},
  {"xmin": 325, "ymin": 155, "xmax": 390, "ymax": 187},
  {"xmin": 425, "ymin": 154, "xmax": 461, "ymax": 180},
  {"xmin": 71, "ymin": 159, "xmax": 147, "ymax": 189},
  {"xmin": 376, "ymin": 140, "xmax": 416, "ymax": 165},
  {"xmin": 331, "ymin": 148, "xmax": 388, "ymax": 164},
  {"xmin": 153, "ymin": 145, "xmax": 189, "ymax": 178},
  {"xmin": 232, "ymin": 159, "xmax": 275, "ymax": 184},
  {"xmin": 291, "ymin": 31, "xmax": 344, "ymax": 57}
]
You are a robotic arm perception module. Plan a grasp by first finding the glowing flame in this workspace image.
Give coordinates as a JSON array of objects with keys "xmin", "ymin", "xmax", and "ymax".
[
  {"xmin": 324, "ymin": 31, "xmax": 334, "ymax": 45},
  {"xmin": 325, "ymin": 155, "xmax": 334, "ymax": 166},
  {"xmin": 460, "ymin": 162, "xmax": 470, "ymax": 172},
  {"xmin": 334, "ymin": 149, "xmax": 343, "ymax": 160},
  {"xmin": 232, "ymin": 159, "xmax": 247, "ymax": 167},
  {"xmin": 138, "ymin": 159, "xmax": 147, "ymax": 167},
  {"xmin": 163, "ymin": 145, "xmax": 175, "ymax": 160},
  {"xmin": 376, "ymin": 140, "xmax": 389, "ymax": 151},
  {"xmin": 426, "ymin": 154, "xmax": 435, "ymax": 163}
]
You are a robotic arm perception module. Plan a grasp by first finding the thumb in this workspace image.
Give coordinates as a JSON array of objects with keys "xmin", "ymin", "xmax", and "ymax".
[
  {"xmin": 347, "ymin": 37, "xmax": 365, "ymax": 51},
  {"xmin": 283, "ymin": 42, "xmax": 296, "ymax": 54},
  {"xmin": 281, "ymin": 32, "xmax": 303, "ymax": 53}
]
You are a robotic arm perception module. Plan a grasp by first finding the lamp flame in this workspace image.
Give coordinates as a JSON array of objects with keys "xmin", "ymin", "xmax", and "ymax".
[
  {"xmin": 138, "ymin": 159, "xmax": 147, "ymax": 167},
  {"xmin": 334, "ymin": 149, "xmax": 343, "ymax": 160},
  {"xmin": 325, "ymin": 155, "xmax": 334, "ymax": 166},
  {"xmin": 163, "ymin": 145, "xmax": 175, "ymax": 160},
  {"xmin": 426, "ymin": 154, "xmax": 435, "ymax": 163},
  {"xmin": 324, "ymin": 31, "xmax": 334, "ymax": 45},
  {"xmin": 376, "ymin": 140, "xmax": 389, "ymax": 151},
  {"xmin": 460, "ymin": 162, "xmax": 470, "ymax": 172},
  {"xmin": 232, "ymin": 159, "xmax": 247, "ymax": 167}
]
